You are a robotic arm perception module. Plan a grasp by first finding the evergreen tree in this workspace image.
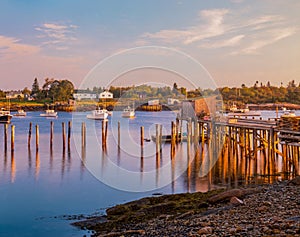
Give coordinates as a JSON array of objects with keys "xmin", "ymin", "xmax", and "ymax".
[{"xmin": 31, "ymin": 78, "xmax": 40, "ymax": 96}]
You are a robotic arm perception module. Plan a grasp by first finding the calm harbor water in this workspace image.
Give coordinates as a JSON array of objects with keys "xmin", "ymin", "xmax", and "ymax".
[{"xmin": 0, "ymin": 110, "xmax": 299, "ymax": 236}]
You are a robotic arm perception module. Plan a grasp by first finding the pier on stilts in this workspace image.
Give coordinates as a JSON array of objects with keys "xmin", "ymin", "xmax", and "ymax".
[{"xmin": 175, "ymin": 114, "xmax": 300, "ymax": 186}]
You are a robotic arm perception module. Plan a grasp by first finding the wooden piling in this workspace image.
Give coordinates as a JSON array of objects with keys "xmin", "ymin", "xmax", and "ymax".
[
  {"xmin": 175, "ymin": 118, "xmax": 179, "ymax": 142},
  {"xmin": 105, "ymin": 120, "xmax": 108, "ymax": 145},
  {"xmin": 28, "ymin": 122, "xmax": 32, "ymax": 149},
  {"xmin": 62, "ymin": 122, "xmax": 66, "ymax": 152},
  {"xmin": 35, "ymin": 125, "xmax": 39, "ymax": 152},
  {"xmin": 81, "ymin": 122, "xmax": 86, "ymax": 148},
  {"xmin": 102, "ymin": 120, "xmax": 104, "ymax": 148},
  {"xmin": 140, "ymin": 126, "xmax": 144, "ymax": 147},
  {"xmin": 50, "ymin": 121, "xmax": 54, "ymax": 150},
  {"xmin": 118, "ymin": 121, "xmax": 120, "ymax": 148},
  {"xmin": 68, "ymin": 121, "xmax": 72, "ymax": 151},
  {"xmin": 156, "ymin": 124, "xmax": 160, "ymax": 157},
  {"xmin": 4, "ymin": 124, "xmax": 8, "ymax": 152},
  {"xmin": 140, "ymin": 126, "xmax": 144, "ymax": 158},
  {"xmin": 171, "ymin": 121, "xmax": 175, "ymax": 159},
  {"xmin": 11, "ymin": 125, "xmax": 15, "ymax": 153}
]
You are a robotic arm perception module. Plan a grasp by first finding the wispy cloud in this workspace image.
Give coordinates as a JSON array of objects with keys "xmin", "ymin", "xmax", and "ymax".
[
  {"xmin": 35, "ymin": 22, "xmax": 78, "ymax": 50},
  {"xmin": 140, "ymin": 9, "xmax": 297, "ymax": 55},
  {"xmin": 236, "ymin": 27, "xmax": 297, "ymax": 55},
  {"xmin": 142, "ymin": 9, "xmax": 229, "ymax": 45},
  {"xmin": 0, "ymin": 35, "xmax": 40, "ymax": 57},
  {"xmin": 200, "ymin": 34, "xmax": 245, "ymax": 49}
]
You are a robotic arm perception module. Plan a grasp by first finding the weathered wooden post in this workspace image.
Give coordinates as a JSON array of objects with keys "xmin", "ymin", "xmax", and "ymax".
[
  {"xmin": 62, "ymin": 122, "xmax": 66, "ymax": 152},
  {"xmin": 68, "ymin": 121, "xmax": 72, "ymax": 152},
  {"xmin": 50, "ymin": 121, "xmax": 54, "ymax": 150},
  {"xmin": 194, "ymin": 120, "xmax": 199, "ymax": 147},
  {"xmin": 28, "ymin": 122, "xmax": 32, "ymax": 149},
  {"xmin": 159, "ymin": 124, "xmax": 162, "ymax": 152},
  {"xmin": 81, "ymin": 122, "xmax": 86, "ymax": 149},
  {"xmin": 171, "ymin": 121, "xmax": 175, "ymax": 159},
  {"xmin": 35, "ymin": 124, "xmax": 39, "ymax": 152},
  {"xmin": 118, "ymin": 121, "xmax": 120, "ymax": 148},
  {"xmin": 101, "ymin": 120, "xmax": 105, "ymax": 149},
  {"xmin": 4, "ymin": 124, "xmax": 8, "ymax": 153},
  {"xmin": 105, "ymin": 120, "xmax": 108, "ymax": 146},
  {"xmin": 11, "ymin": 125, "xmax": 15, "ymax": 153},
  {"xmin": 140, "ymin": 126, "xmax": 144, "ymax": 157},
  {"xmin": 156, "ymin": 124, "xmax": 160, "ymax": 157},
  {"xmin": 175, "ymin": 118, "xmax": 179, "ymax": 143},
  {"xmin": 140, "ymin": 126, "xmax": 144, "ymax": 147}
]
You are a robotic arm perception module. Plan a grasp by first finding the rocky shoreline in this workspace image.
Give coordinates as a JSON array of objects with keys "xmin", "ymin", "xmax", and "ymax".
[{"xmin": 73, "ymin": 177, "xmax": 300, "ymax": 236}]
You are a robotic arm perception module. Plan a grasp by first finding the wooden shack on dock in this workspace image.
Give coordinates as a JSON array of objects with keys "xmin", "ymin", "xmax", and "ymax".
[{"xmin": 179, "ymin": 95, "xmax": 221, "ymax": 120}]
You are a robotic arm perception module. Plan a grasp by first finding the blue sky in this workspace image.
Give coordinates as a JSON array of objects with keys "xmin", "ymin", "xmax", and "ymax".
[{"xmin": 0, "ymin": 0, "xmax": 299, "ymax": 90}]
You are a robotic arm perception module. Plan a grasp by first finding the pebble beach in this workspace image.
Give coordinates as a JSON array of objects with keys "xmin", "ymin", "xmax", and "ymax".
[{"xmin": 74, "ymin": 177, "xmax": 300, "ymax": 237}]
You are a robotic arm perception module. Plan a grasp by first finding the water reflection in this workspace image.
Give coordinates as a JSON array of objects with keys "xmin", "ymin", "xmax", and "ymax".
[
  {"xmin": 10, "ymin": 153, "xmax": 16, "ymax": 183},
  {"xmin": 35, "ymin": 151, "xmax": 40, "ymax": 180},
  {"xmin": 28, "ymin": 148, "xmax": 32, "ymax": 175}
]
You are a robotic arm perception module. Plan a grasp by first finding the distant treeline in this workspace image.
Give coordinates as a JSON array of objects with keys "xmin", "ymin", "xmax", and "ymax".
[{"xmin": 1, "ymin": 79, "xmax": 299, "ymax": 105}]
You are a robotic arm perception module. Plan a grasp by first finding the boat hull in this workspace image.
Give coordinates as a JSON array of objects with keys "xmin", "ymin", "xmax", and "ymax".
[
  {"xmin": 0, "ymin": 115, "xmax": 12, "ymax": 124},
  {"xmin": 86, "ymin": 114, "xmax": 108, "ymax": 120},
  {"xmin": 40, "ymin": 113, "xmax": 58, "ymax": 117},
  {"xmin": 122, "ymin": 111, "xmax": 135, "ymax": 118}
]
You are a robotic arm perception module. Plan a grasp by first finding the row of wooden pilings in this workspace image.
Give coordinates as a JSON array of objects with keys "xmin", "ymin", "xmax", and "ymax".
[
  {"xmin": 4, "ymin": 117, "xmax": 298, "ymax": 183},
  {"xmin": 198, "ymin": 119, "xmax": 300, "ymax": 183},
  {"xmin": 2, "ymin": 118, "xmax": 189, "ymax": 158}
]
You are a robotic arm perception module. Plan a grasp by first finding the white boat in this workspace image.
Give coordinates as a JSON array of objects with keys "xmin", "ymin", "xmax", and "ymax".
[
  {"xmin": 228, "ymin": 104, "xmax": 261, "ymax": 117},
  {"xmin": 122, "ymin": 106, "xmax": 135, "ymax": 118},
  {"xmin": 40, "ymin": 109, "xmax": 58, "ymax": 117},
  {"xmin": 14, "ymin": 109, "xmax": 27, "ymax": 117},
  {"xmin": 87, "ymin": 108, "xmax": 108, "ymax": 120},
  {"xmin": 0, "ymin": 109, "xmax": 12, "ymax": 123}
]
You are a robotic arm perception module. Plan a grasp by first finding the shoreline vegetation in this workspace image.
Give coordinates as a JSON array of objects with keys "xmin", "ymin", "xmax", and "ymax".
[
  {"xmin": 1, "ymin": 101, "xmax": 300, "ymax": 112},
  {"xmin": 73, "ymin": 177, "xmax": 300, "ymax": 236}
]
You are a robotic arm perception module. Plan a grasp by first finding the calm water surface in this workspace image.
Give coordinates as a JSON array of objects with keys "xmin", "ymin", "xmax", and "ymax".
[{"xmin": 0, "ymin": 110, "xmax": 299, "ymax": 236}]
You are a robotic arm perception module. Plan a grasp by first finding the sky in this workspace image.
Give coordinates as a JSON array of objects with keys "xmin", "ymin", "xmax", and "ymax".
[{"xmin": 0, "ymin": 0, "xmax": 299, "ymax": 90}]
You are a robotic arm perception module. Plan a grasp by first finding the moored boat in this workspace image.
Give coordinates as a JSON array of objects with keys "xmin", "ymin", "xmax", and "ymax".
[
  {"xmin": 122, "ymin": 106, "xmax": 135, "ymax": 118},
  {"xmin": 228, "ymin": 104, "xmax": 261, "ymax": 117},
  {"xmin": 40, "ymin": 109, "xmax": 58, "ymax": 117},
  {"xmin": 15, "ymin": 109, "xmax": 27, "ymax": 117},
  {"xmin": 87, "ymin": 108, "xmax": 108, "ymax": 120},
  {"xmin": 0, "ymin": 109, "xmax": 12, "ymax": 123}
]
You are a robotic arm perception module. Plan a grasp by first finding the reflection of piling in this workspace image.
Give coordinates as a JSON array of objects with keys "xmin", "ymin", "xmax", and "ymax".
[
  {"xmin": 4, "ymin": 124, "xmax": 8, "ymax": 153},
  {"xmin": 28, "ymin": 122, "xmax": 32, "ymax": 149},
  {"xmin": 35, "ymin": 125, "xmax": 39, "ymax": 152},
  {"xmin": 50, "ymin": 121, "xmax": 54, "ymax": 150},
  {"xmin": 11, "ymin": 125, "xmax": 15, "ymax": 153},
  {"xmin": 68, "ymin": 121, "xmax": 72, "ymax": 152},
  {"xmin": 62, "ymin": 122, "xmax": 66, "ymax": 152}
]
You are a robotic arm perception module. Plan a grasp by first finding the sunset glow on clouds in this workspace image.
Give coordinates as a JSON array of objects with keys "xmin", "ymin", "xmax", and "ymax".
[{"xmin": 0, "ymin": 0, "xmax": 299, "ymax": 89}]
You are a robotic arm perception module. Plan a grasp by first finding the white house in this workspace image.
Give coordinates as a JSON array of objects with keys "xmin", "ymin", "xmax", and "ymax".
[
  {"xmin": 6, "ymin": 90, "xmax": 24, "ymax": 99},
  {"xmin": 99, "ymin": 91, "xmax": 113, "ymax": 99}
]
